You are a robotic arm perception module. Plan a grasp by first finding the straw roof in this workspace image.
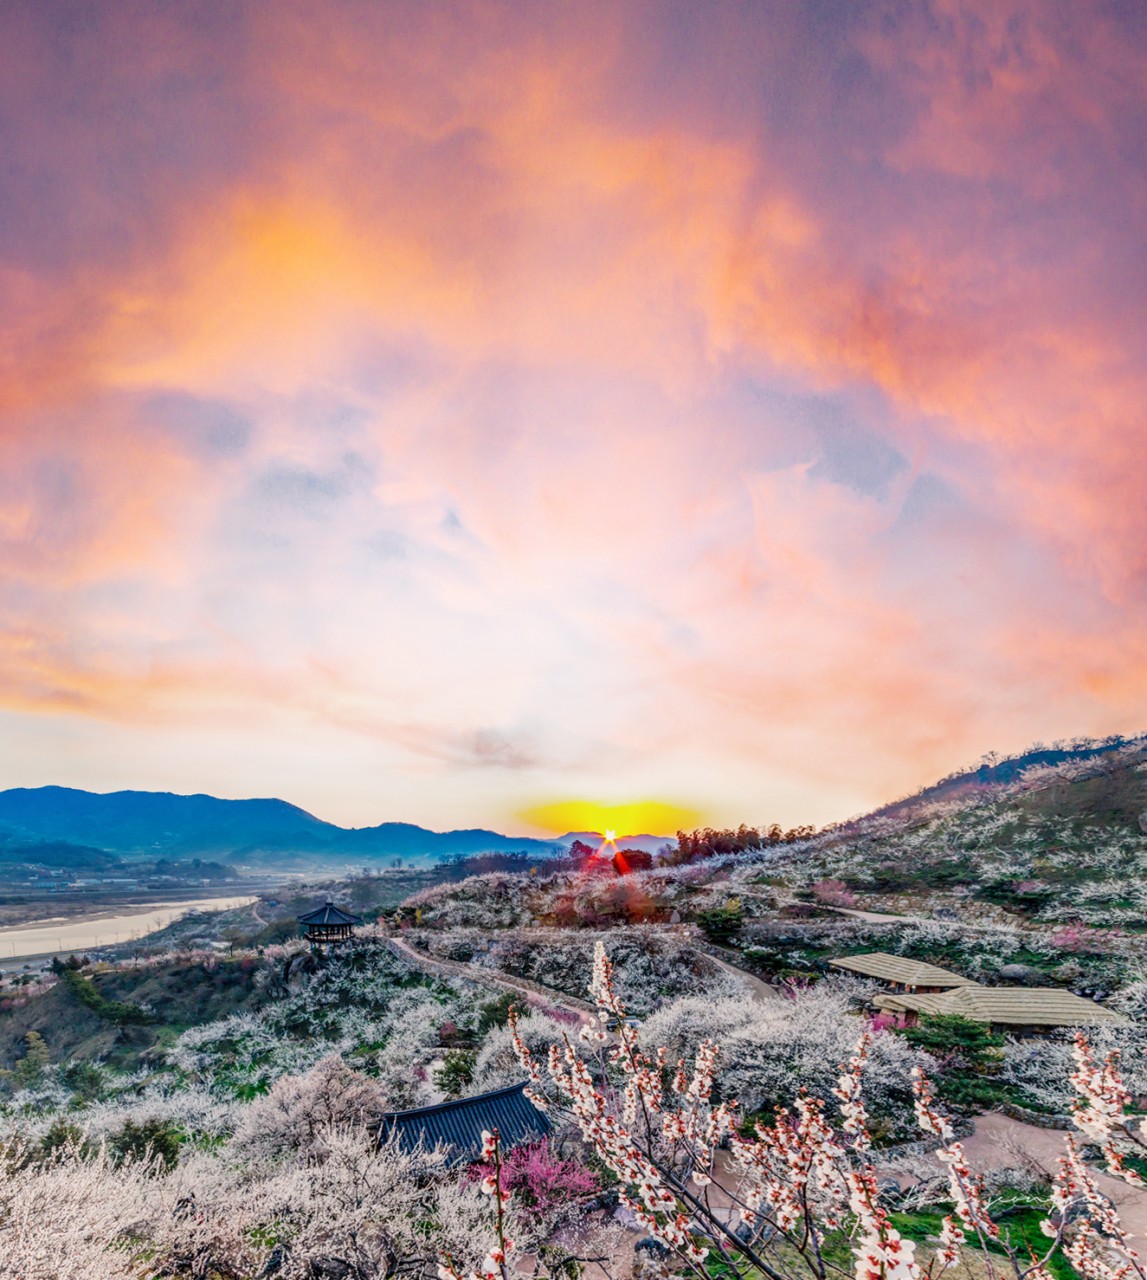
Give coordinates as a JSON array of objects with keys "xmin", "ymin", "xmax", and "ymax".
[
  {"xmin": 828, "ymin": 952, "xmax": 974, "ymax": 988},
  {"xmin": 874, "ymin": 984, "xmax": 1129, "ymax": 1028}
]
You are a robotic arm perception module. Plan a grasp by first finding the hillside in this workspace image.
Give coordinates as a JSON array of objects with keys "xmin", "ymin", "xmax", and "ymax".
[
  {"xmin": 382, "ymin": 734, "xmax": 1147, "ymax": 1004},
  {"xmin": 780, "ymin": 735, "xmax": 1147, "ymax": 926},
  {"xmin": 0, "ymin": 955, "xmax": 271, "ymax": 1072},
  {"xmin": 4, "ymin": 737, "xmax": 1147, "ymax": 1279},
  {"xmin": 0, "ymin": 837, "xmax": 122, "ymax": 872},
  {"xmin": 555, "ymin": 831, "xmax": 670, "ymax": 855},
  {"xmin": 0, "ymin": 787, "xmax": 562, "ymax": 865},
  {"xmin": 866, "ymin": 734, "xmax": 1147, "ymax": 821}
]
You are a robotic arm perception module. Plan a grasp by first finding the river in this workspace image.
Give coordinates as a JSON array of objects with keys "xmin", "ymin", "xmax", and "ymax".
[{"xmin": 0, "ymin": 895, "xmax": 257, "ymax": 961}]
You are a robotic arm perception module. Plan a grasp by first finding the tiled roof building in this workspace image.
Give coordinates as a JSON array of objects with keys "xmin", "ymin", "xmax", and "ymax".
[
  {"xmin": 379, "ymin": 1083, "xmax": 550, "ymax": 1162},
  {"xmin": 831, "ymin": 950, "xmax": 1127, "ymax": 1036},
  {"xmin": 297, "ymin": 899, "xmax": 362, "ymax": 944}
]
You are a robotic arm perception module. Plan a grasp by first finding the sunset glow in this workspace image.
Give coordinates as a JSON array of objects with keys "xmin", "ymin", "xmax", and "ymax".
[
  {"xmin": 520, "ymin": 802, "xmax": 704, "ymax": 841},
  {"xmin": 1, "ymin": 3, "xmax": 1146, "ymax": 831}
]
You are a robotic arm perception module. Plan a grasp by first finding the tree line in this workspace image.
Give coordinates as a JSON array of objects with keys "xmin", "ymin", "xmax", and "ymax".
[{"xmin": 670, "ymin": 822, "xmax": 816, "ymax": 863}]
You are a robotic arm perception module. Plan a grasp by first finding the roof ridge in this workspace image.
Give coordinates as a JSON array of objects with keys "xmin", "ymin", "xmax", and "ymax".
[{"xmin": 380, "ymin": 1081, "xmax": 530, "ymax": 1122}]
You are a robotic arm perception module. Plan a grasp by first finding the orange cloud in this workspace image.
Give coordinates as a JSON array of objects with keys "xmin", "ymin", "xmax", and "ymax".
[{"xmin": 0, "ymin": 0, "xmax": 1146, "ymax": 829}]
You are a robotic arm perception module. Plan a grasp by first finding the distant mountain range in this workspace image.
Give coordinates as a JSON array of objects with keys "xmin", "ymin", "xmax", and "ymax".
[{"xmin": 0, "ymin": 787, "xmax": 564, "ymax": 867}]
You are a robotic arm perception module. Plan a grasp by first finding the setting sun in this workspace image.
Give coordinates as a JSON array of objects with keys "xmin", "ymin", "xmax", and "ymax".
[{"xmin": 518, "ymin": 800, "xmax": 703, "ymax": 840}]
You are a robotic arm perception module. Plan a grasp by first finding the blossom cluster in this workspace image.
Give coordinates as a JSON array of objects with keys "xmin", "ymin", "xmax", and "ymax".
[
  {"xmin": 507, "ymin": 940, "xmax": 1147, "ymax": 1280},
  {"xmin": 440, "ymin": 1129, "xmax": 515, "ymax": 1280}
]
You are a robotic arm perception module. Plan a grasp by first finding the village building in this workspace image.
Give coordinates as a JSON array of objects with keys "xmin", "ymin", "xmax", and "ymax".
[
  {"xmin": 297, "ymin": 899, "xmax": 362, "ymax": 946},
  {"xmin": 828, "ymin": 952, "xmax": 975, "ymax": 993},
  {"xmin": 873, "ymin": 984, "xmax": 1129, "ymax": 1037},
  {"xmin": 831, "ymin": 951, "xmax": 1128, "ymax": 1037},
  {"xmin": 378, "ymin": 1082, "xmax": 550, "ymax": 1162}
]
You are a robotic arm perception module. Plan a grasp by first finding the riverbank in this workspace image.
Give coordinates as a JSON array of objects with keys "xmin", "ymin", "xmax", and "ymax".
[{"xmin": 0, "ymin": 895, "xmax": 258, "ymax": 962}]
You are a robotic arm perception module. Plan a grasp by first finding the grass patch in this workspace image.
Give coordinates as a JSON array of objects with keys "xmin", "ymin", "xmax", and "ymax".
[
  {"xmin": 888, "ymin": 1204, "xmax": 1077, "ymax": 1280},
  {"xmin": 55, "ymin": 966, "xmax": 153, "ymax": 1026}
]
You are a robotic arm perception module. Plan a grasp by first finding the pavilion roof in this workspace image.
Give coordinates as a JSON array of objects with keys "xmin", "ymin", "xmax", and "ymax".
[
  {"xmin": 379, "ymin": 1083, "xmax": 550, "ymax": 1162},
  {"xmin": 296, "ymin": 899, "xmax": 362, "ymax": 926}
]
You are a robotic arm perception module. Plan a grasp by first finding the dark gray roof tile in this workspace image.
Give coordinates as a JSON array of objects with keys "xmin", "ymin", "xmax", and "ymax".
[
  {"xmin": 297, "ymin": 899, "xmax": 362, "ymax": 926},
  {"xmin": 379, "ymin": 1083, "xmax": 550, "ymax": 1161}
]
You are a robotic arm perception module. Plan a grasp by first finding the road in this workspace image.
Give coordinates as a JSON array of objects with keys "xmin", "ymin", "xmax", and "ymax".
[
  {"xmin": 829, "ymin": 906, "xmax": 915, "ymax": 924},
  {"xmin": 826, "ymin": 905, "xmax": 1032, "ymax": 933}
]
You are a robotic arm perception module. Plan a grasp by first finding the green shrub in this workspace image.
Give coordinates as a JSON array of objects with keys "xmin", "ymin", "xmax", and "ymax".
[
  {"xmin": 56, "ymin": 966, "xmax": 153, "ymax": 1026},
  {"xmin": 110, "ymin": 1118, "xmax": 183, "ymax": 1170},
  {"xmin": 436, "ymin": 1049, "xmax": 477, "ymax": 1098},
  {"xmin": 695, "ymin": 900, "xmax": 745, "ymax": 945},
  {"xmin": 39, "ymin": 1118, "xmax": 91, "ymax": 1159},
  {"xmin": 476, "ymin": 992, "xmax": 517, "ymax": 1037},
  {"xmin": 897, "ymin": 1014, "xmax": 1005, "ymax": 1113},
  {"xmin": 61, "ymin": 1060, "xmax": 106, "ymax": 1103},
  {"xmin": 11, "ymin": 1031, "xmax": 50, "ymax": 1089}
]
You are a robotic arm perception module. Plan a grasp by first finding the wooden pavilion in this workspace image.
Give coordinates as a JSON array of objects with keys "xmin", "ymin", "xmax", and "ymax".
[{"xmin": 297, "ymin": 899, "xmax": 362, "ymax": 945}]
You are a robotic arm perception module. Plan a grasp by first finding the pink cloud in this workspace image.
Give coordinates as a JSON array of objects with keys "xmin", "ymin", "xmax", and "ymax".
[{"xmin": 0, "ymin": 0, "xmax": 1145, "ymax": 827}]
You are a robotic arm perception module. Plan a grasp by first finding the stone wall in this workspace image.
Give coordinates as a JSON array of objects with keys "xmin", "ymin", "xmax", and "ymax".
[
  {"xmin": 874, "ymin": 1116, "xmax": 975, "ymax": 1161},
  {"xmin": 994, "ymin": 1101, "xmax": 1074, "ymax": 1130}
]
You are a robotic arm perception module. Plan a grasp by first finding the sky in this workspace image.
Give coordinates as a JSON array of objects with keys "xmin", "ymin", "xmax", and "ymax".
[{"xmin": 1, "ymin": 0, "xmax": 1146, "ymax": 837}]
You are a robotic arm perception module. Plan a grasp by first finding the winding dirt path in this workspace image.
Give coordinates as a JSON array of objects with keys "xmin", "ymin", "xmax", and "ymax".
[
  {"xmin": 876, "ymin": 1112, "xmax": 1147, "ymax": 1244},
  {"xmin": 703, "ymin": 951, "xmax": 780, "ymax": 1004},
  {"xmin": 385, "ymin": 933, "xmax": 596, "ymax": 1019}
]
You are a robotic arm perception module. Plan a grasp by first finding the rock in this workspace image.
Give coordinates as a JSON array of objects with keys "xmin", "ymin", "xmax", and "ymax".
[
  {"xmin": 306, "ymin": 1258, "xmax": 353, "ymax": 1279},
  {"xmin": 1051, "ymin": 1188, "xmax": 1119, "ymax": 1238},
  {"xmin": 931, "ymin": 907, "xmax": 959, "ymax": 921},
  {"xmin": 260, "ymin": 1245, "xmax": 288, "ymax": 1276},
  {"xmin": 614, "ymin": 1204, "xmax": 641, "ymax": 1230},
  {"xmin": 669, "ymin": 910, "xmax": 681, "ymax": 924},
  {"xmin": 283, "ymin": 951, "xmax": 318, "ymax": 993},
  {"xmin": 635, "ymin": 1237, "xmax": 672, "ymax": 1259},
  {"xmin": 997, "ymin": 963, "xmax": 1044, "ymax": 985},
  {"xmin": 876, "ymin": 1178, "xmax": 903, "ymax": 1206}
]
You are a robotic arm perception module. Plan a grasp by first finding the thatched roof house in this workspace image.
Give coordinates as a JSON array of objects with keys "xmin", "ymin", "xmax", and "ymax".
[
  {"xmin": 874, "ymin": 984, "xmax": 1129, "ymax": 1035},
  {"xmin": 378, "ymin": 1083, "xmax": 550, "ymax": 1162},
  {"xmin": 828, "ymin": 952, "xmax": 975, "ymax": 993}
]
